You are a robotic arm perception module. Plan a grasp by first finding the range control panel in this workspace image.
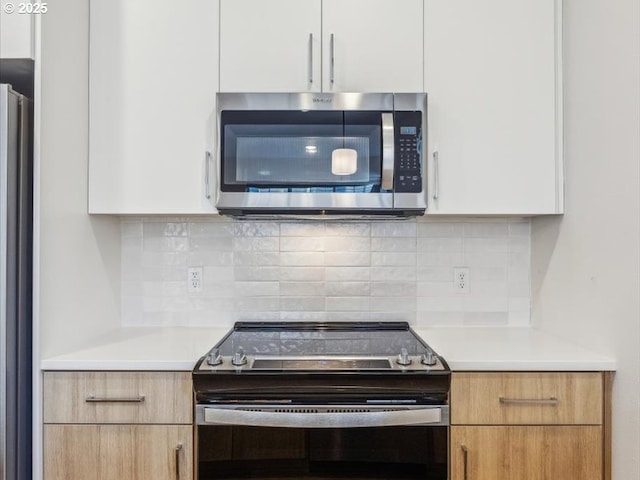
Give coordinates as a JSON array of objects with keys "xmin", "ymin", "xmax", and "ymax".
[{"xmin": 394, "ymin": 111, "xmax": 423, "ymax": 193}]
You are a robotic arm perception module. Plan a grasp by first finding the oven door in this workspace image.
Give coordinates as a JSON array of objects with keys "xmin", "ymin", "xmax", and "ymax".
[
  {"xmin": 216, "ymin": 102, "xmax": 396, "ymax": 215},
  {"xmin": 196, "ymin": 404, "xmax": 449, "ymax": 480}
]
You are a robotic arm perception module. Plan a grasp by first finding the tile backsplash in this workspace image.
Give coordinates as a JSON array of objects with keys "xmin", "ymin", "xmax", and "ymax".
[{"xmin": 121, "ymin": 217, "xmax": 530, "ymax": 328}]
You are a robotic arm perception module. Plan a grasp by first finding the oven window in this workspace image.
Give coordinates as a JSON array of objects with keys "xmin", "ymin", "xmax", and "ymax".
[
  {"xmin": 220, "ymin": 111, "xmax": 383, "ymax": 192},
  {"xmin": 198, "ymin": 425, "xmax": 447, "ymax": 480}
]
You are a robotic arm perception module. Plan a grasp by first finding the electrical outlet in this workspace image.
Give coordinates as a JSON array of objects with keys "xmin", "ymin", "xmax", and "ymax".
[
  {"xmin": 454, "ymin": 267, "xmax": 470, "ymax": 294},
  {"xmin": 187, "ymin": 267, "xmax": 203, "ymax": 294}
]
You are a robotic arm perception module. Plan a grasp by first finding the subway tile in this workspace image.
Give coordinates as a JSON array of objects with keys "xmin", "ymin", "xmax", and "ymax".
[
  {"xmin": 463, "ymin": 312, "xmax": 509, "ymax": 326},
  {"xmin": 143, "ymin": 236, "xmax": 190, "ymax": 252},
  {"xmin": 371, "ymin": 281, "xmax": 417, "ymax": 297},
  {"xmin": 190, "ymin": 236, "xmax": 233, "ymax": 252},
  {"xmin": 326, "ymin": 297, "xmax": 370, "ymax": 312},
  {"xmin": 371, "ymin": 237, "xmax": 416, "ymax": 252},
  {"xmin": 415, "ymin": 312, "xmax": 465, "ymax": 327},
  {"xmin": 324, "ymin": 223, "xmax": 370, "ymax": 237},
  {"xmin": 324, "ymin": 236, "xmax": 370, "ymax": 252},
  {"xmin": 324, "ymin": 252, "xmax": 370, "ymax": 266},
  {"xmin": 371, "ymin": 252, "xmax": 416, "ymax": 266},
  {"xmin": 417, "ymin": 222, "xmax": 464, "ymax": 237},
  {"xmin": 280, "ymin": 296, "xmax": 326, "ymax": 311},
  {"xmin": 235, "ymin": 296, "xmax": 280, "ymax": 312},
  {"xmin": 280, "ymin": 237, "xmax": 325, "ymax": 252},
  {"xmin": 464, "ymin": 237, "xmax": 509, "ymax": 253},
  {"xmin": 325, "ymin": 267, "xmax": 369, "ymax": 282},
  {"xmin": 370, "ymin": 297, "xmax": 416, "ymax": 313},
  {"xmin": 189, "ymin": 221, "xmax": 235, "ymax": 237},
  {"xmin": 416, "ymin": 282, "xmax": 455, "ymax": 297},
  {"xmin": 417, "ymin": 252, "xmax": 464, "ymax": 267},
  {"xmin": 371, "ymin": 221, "xmax": 417, "ymax": 237},
  {"xmin": 234, "ymin": 281, "xmax": 278, "ymax": 297},
  {"xmin": 234, "ymin": 252, "xmax": 280, "ymax": 266},
  {"xmin": 508, "ymin": 236, "xmax": 530, "ymax": 253},
  {"xmin": 234, "ymin": 266, "xmax": 280, "ymax": 281},
  {"xmin": 143, "ymin": 222, "xmax": 189, "ymax": 237},
  {"xmin": 464, "ymin": 252, "xmax": 508, "ymax": 267},
  {"xmin": 417, "ymin": 237, "xmax": 463, "ymax": 253},
  {"xmin": 508, "ymin": 280, "xmax": 530, "ymax": 297},
  {"xmin": 463, "ymin": 222, "xmax": 508, "ymax": 238},
  {"xmin": 470, "ymin": 266, "xmax": 507, "ymax": 282},
  {"xmin": 187, "ymin": 251, "xmax": 234, "ymax": 267},
  {"xmin": 279, "ymin": 267, "xmax": 325, "ymax": 281},
  {"xmin": 417, "ymin": 266, "xmax": 452, "ymax": 283},
  {"xmin": 280, "ymin": 223, "xmax": 325, "ymax": 237},
  {"xmin": 234, "ymin": 237, "xmax": 279, "ymax": 252},
  {"xmin": 280, "ymin": 252, "xmax": 325, "ymax": 266},
  {"xmin": 233, "ymin": 222, "xmax": 280, "ymax": 237},
  {"xmin": 326, "ymin": 282, "xmax": 370, "ymax": 297},
  {"xmin": 280, "ymin": 282, "xmax": 325, "ymax": 296},
  {"xmin": 371, "ymin": 266, "xmax": 416, "ymax": 282},
  {"xmin": 121, "ymin": 221, "xmax": 143, "ymax": 238},
  {"xmin": 204, "ymin": 266, "xmax": 234, "ymax": 282}
]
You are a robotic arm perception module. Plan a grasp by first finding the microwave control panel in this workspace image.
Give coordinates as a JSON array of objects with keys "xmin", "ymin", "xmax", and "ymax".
[{"xmin": 394, "ymin": 111, "xmax": 423, "ymax": 193}]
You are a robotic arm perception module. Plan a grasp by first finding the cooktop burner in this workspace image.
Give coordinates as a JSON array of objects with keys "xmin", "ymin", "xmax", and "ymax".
[
  {"xmin": 194, "ymin": 321, "xmax": 448, "ymax": 373},
  {"xmin": 193, "ymin": 322, "xmax": 450, "ymax": 405}
]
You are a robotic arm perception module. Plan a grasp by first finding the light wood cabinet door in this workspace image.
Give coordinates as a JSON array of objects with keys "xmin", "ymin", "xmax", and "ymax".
[
  {"xmin": 450, "ymin": 426, "xmax": 603, "ymax": 480},
  {"xmin": 44, "ymin": 425, "xmax": 193, "ymax": 480},
  {"xmin": 451, "ymin": 372, "xmax": 603, "ymax": 425},
  {"xmin": 43, "ymin": 371, "xmax": 192, "ymax": 424},
  {"xmin": 424, "ymin": 0, "xmax": 562, "ymax": 215}
]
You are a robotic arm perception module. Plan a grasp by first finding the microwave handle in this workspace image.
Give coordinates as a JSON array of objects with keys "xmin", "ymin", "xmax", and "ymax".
[{"xmin": 381, "ymin": 113, "xmax": 395, "ymax": 191}]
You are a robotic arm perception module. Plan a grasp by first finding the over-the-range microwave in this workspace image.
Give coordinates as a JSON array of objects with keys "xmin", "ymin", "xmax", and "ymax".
[{"xmin": 212, "ymin": 92, "xmax": 426, "ymax": 217}]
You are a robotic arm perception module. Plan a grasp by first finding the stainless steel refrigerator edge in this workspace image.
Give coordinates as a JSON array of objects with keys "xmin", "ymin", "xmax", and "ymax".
[{"xmin": 1, "ymin": 84, "xmax": 33, "ymax": 480}]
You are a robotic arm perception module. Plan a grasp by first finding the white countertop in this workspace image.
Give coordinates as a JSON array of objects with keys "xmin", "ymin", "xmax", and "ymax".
[{"xmin": 40, "ymin": 325, "xmax": 616, "ymax": 372}]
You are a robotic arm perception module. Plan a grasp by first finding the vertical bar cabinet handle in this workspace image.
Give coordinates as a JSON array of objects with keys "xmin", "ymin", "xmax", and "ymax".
[
  {"xmin": 461, "ymin": 444, "xmax": 468, "ymax": 480},
  {"xmin": 308, "ymin": 33, "xmax": 314, "ymax": 85},
  {"xmin": 330, "ymin": 33, "xmax": 335, "ymax": 85},
  {"xmin": 175, "ymin": 443, "xmax": 183, "ymax": 480},
  {"xmin": 205, "ymin": 151, "xmax": 211, "ymax": 200},
  {"xmin": 432, "ymin": 150, "xmax": 440, "ymax": 200}
]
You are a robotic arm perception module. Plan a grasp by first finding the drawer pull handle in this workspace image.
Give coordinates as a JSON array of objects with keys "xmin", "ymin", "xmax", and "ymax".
[
  {"xmin": 461, "ymin": 444, "xmax": 468, "ymax": 480},
  {"xmin": 85, "ymin": 395, "xmax": 146, "ymax": 403},
  {"xmin": 175, "ymin": 443, "xmax": 183, "ymax": 480},
  {"xmin": 499, "ymin": 396, "xmax": 558, "ymax": 406}
]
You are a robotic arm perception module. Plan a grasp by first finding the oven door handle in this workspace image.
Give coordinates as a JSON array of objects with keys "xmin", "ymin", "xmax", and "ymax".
[
  {"xmin": 199, "ymin": 406, "xmax": 447, "ymax": 428},
  {"xmin": 381, "ymin": 112, "xmax": 395, "ymax": 191}
]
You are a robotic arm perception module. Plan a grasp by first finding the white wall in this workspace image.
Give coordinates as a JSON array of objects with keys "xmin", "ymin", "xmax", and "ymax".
[
  {"xmin": 39, "ymin": 0, "xmax": 121, "ymax": 358},
  {"xmin": 531, "ymin": 0, "xmax": 640, "ymax": 478}
]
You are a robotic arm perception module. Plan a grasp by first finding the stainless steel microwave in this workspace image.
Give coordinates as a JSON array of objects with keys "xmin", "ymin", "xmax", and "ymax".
[{"xmin": 213, "ymin": 92, "xmax": 426, "ymax": 217}]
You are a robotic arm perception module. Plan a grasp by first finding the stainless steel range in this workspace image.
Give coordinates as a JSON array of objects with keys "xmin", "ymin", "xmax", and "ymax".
[{"xmin": 193, "ymin": 322, "xmax": 450, "ymax": 480}]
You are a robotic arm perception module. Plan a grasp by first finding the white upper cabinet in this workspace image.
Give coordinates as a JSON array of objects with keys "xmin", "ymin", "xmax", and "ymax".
[
  {"xmin": 219, "ymin": 0, "xmax": 423, "ymax": 93},
  {"xmin": 424, "ymin": 0, "xmax": 563, "ymax": 215},
  {"xmin": 322, "ymin": 0, "xmax": 423, "ymax": 93},
  {"xmin": 0, "ymin": 0, "xmax": 35, "ymax": 58},
  {"xmin": 220, "ymin": 0, "xmax": 322, "ymax": 92},
  {"xmin": 88, "ymin": 0, "xmax": 218, "ymax": 214}
]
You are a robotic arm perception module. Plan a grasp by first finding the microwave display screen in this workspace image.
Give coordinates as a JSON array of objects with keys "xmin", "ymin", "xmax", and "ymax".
[{"xmin": 400, "ymin": 126, "xmax": 417, "ymax": 135}]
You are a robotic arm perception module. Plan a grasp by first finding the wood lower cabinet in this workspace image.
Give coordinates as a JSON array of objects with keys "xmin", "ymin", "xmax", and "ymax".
[
  {"xmin": 450, "ymin": 372, "xmax": 611, "ymax": 480},
  {"xmin": 44, "ymin": 425, "xmax": 192, "ymax": 480},
  {"xmin": 450, "ymin": 426, "xmax": 602, "ymax": 480},
  {"xmin": 43, "ymin": 371, "xmax": 193, "ymax": 480}
]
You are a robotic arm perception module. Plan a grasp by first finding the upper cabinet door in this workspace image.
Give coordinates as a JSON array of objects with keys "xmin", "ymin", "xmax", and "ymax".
[
  {"xmin": 88, "ymin": 0, "xmax": 219, "ymax": 214},
  {"xmin": 425, "ymin": 0, "xmax": 562, "ymax": 215},
  {"xmin": 219, "ymin": 0, "xmax": 322, "ymax": 92},
  {"xmin": 322, "ymin": 0, "xmax": 423, "ymax": 93}
]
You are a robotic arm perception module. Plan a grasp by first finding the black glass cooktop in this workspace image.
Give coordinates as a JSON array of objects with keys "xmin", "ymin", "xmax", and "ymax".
[{"xmin": 215, "ymin": 321, "xmax": 430, "ymax": 357}]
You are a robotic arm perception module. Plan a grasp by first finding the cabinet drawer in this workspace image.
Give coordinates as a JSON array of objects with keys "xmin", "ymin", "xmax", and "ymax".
[
  {"xmin": 43, "ymin": 371, "xmax": 192, "ymax": 424},
  {"xmin": 451, "ymin": 372, "xmax": 603, "ymax": 425}
]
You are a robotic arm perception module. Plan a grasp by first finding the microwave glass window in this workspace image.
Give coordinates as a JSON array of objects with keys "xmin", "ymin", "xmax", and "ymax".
[{"xmin": 221, "ymin": 111, "xmax": 384, "ymax": 192}]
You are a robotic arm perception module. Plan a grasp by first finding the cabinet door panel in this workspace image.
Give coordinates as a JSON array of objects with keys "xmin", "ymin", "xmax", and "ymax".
[
  {"xmin": 451, "ymin": 426, "xmax": 602, "ymax": 480},
  {"xmin": 425, "ymin": 0, "xmax": 561, "ymax": 214},
  {"xmin": 44, "ymin": 425, "xmax": 193, "ymax": 480},
  {"xmin": 219, "ymin": 0, "xmax": 322, "ymax": 92},
  {"xmin": 323, "ymin": 0, "xmax": 423, "ymax": 92},
  {"xmin": 89, "ymin": 0, "xmax": 218, "ymax": 213}
]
